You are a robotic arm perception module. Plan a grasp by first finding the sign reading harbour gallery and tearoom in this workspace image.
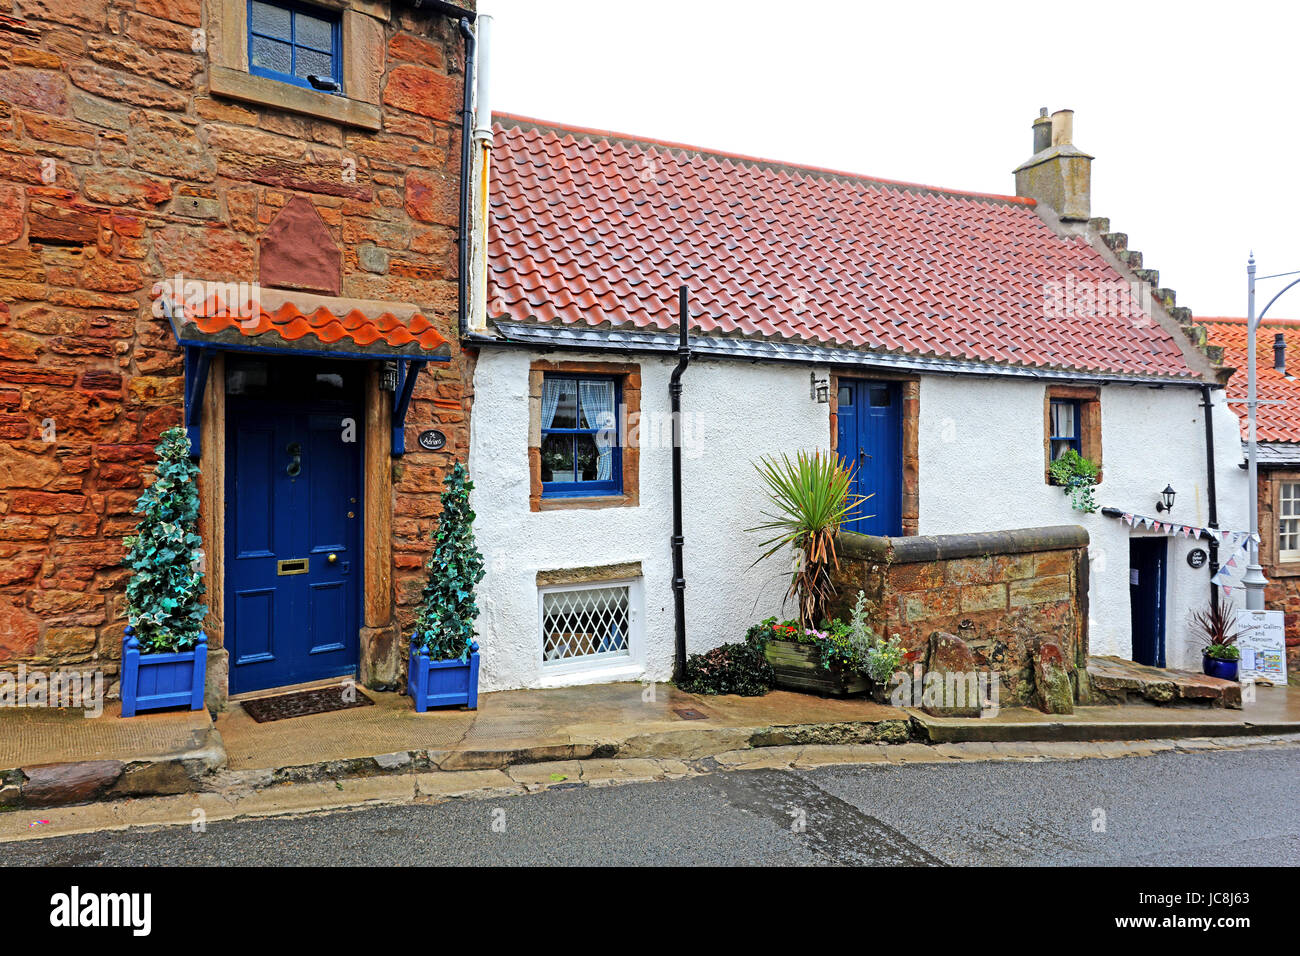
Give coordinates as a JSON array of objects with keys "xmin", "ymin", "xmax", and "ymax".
[
  {"xmin": 1235, "ymin": 609, "xmax": 1288, "ymax": 686},
  {"xmin": 417, "ymin": 430, "xmax": 446, "ymax": 451}
]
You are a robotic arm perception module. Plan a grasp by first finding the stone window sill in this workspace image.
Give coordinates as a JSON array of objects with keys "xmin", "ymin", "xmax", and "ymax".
[
  {"xmin": 210, "ymin": 66, "xmax": 381, "ymax": 131},
  {"xmin": 537, "ymin": 494, "xmax": 637, "ymax": 512}
]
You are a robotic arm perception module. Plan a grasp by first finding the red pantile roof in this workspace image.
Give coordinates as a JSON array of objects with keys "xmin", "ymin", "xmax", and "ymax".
[
  {"xmin": 158, "ymin": 289, "xmax": 449, "ymax": 357},
  {"xmin": 488, "ymin": 114, "xmax": 1199, "ymax": 379},
  {"xmin": 1204, "ymin": 317, "xmax": 1300, "ymax": 442}
]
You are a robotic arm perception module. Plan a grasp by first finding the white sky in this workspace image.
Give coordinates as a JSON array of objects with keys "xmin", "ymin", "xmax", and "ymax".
[{"xmin": 478, "ymin": 0, "xmax": 1300, "ymax": 320}]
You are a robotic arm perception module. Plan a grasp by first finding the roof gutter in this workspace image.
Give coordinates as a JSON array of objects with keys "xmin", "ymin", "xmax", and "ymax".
[{"xmin": 470, "ymin": 322, "xmax": 1221, "ymax": 390}]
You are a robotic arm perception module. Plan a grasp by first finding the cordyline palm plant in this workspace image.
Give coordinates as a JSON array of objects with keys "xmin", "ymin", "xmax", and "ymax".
[
  {"xmin": 1189, "ymin": 599, "xmax": 1240, "ymax": 661},
  {"xmin": 747, "ymin": 450, "xmax": 867, "ymax": 630}
]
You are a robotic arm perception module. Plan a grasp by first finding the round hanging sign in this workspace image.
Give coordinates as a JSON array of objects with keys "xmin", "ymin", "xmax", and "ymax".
[
  {"xmin": 1187, "ymin": 548, "xmax": 1208, "ymax": 569},
  {"xmin": 417, "ymin": 429, "xmax": 446, "ymax": 452}
]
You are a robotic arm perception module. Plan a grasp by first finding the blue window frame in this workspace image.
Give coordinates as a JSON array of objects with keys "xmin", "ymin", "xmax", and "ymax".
[
  {"xmin": 1049, "ymin": 398, "xmax": 1081, "ymax": 459},
  {"xmin": 247, "ymin": 0, "xmax": 342, "ymax": 93},
  {"xmin": 540, "ymin": 374, "xmax": 622, "ymax": 497}
]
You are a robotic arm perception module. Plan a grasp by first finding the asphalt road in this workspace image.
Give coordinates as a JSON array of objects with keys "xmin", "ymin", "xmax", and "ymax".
[{"xmin": 6, "ymin": 748, "xmax": 1299, "ymax": 866}]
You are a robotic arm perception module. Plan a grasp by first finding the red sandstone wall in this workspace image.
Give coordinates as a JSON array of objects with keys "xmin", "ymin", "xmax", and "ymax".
[{"xmin": 0, "ymin": 0, "xmax": 471, "ymax": 681}]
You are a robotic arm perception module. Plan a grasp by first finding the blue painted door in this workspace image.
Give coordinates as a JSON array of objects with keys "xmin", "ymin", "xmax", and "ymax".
[
  {"xmin": 1129, "ymin": 538, "xmax": 1167, "ymax": 667},
  {"xmin": 225, "ymin": 359, "xmax": 363, "ymax": 694},
  {"xmin": 836, "ymin": 379, "xmax": 903, "ymax": 536}
]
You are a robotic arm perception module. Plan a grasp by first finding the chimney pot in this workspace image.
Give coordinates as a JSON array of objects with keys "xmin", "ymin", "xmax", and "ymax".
[
  {"xmin": 1274, "ymin": 332, "xmax": 1287, "ymax": 374},
  {"xmin": 1050, "ymin": 109, "xmax": 1074, "ymax": 147},
  {"xmin": 1032, "ymin": 108, "xmax": 1052, "ymax": 154}
]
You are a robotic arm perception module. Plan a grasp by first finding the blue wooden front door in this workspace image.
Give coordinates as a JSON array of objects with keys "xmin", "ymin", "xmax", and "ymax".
[
  {"xmin": 836, "ymin": 379, "xmax": 903, "ymax": 537},
  {"xmin": 225, "ymin": 359, "xmax": 363, "ymax": 694}
]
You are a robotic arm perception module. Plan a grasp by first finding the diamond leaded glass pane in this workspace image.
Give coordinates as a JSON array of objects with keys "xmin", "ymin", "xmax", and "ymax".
[{"xmin": 542, "ymin": 585, "xmax": 630, "ymax": 663}]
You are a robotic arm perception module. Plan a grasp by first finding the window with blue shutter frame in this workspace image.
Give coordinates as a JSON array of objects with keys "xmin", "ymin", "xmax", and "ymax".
[
  {"xmin": 539, "ymin": 374, "xmax": 622, "ymax": 497},
  {"xmin": 248, "ymin": 0, "xmax": 342, "ymax": 93},
  {"xmin": 1049, "ymin": 398, "xmax": 1081, "ymax": 460}
]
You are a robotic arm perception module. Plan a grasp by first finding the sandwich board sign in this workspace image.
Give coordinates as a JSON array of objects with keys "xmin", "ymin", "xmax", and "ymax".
[{"xmin": 1235, "ymin": 609, "xmax": 1288, "ymax": 686}]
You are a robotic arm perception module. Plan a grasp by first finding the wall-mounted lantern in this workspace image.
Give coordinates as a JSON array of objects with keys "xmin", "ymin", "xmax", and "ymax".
[
  {"xmin": 810, "ymin": 371, "xmax": 829, "ymax": 404},
  {"xmin": 1155, "ymin": 484, "xmax": 1177, "ymax": 513},
  {"xmin": 379, "ymin": 361, "xmax": 399, "ymax": 392}
]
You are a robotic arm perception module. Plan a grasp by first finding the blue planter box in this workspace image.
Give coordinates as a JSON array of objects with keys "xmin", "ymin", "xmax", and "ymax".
[
  {"xmin": 120, "ymin": 626, "xmax": 207, "ymax": 717},
  {"xmin": 407, "ymin": 641, "xmax": 479, "ymax": 712}
]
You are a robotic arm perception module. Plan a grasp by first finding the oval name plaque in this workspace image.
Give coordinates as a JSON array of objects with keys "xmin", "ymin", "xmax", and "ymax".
[{"xmin": 417, "ymin": 429, "xmax": 446, "ymax": 452}]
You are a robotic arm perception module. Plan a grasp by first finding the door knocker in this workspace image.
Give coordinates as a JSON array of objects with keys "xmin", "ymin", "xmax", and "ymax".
[{"xmin": 285, "ymin": 441, "xmax": 302, "ymax": 478}]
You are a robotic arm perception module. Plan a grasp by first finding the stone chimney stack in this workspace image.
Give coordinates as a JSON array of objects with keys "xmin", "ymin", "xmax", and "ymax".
[{"xmin": 1014, "ymin": 107, "xmax": 1093, "ymax": 221}]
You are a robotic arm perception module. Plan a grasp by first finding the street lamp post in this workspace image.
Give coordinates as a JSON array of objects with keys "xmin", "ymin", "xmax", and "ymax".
[
  {"xmin": 1243, "ymin": 256, "xmax": 1300, "ymax": 609},
  {"xmin": 1244, "ymin": 256, "xmax": 1266, "ymax": 610}
]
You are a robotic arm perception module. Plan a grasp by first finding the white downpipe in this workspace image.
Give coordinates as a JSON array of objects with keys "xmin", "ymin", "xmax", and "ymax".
[{"xmin": 468, "ymin": 14, "xmax": 493, "ymax": 334}]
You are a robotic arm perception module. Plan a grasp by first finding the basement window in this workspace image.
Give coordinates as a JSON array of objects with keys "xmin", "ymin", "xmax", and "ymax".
[{"xmin": 539, "ymin": 582, "xmax": 636, "ymax": 672}]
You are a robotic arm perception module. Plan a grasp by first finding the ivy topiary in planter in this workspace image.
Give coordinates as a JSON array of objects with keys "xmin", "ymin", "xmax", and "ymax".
[
  {"xmin": 120, "ymin": 426, "xmax": 208, "ymax": 716},
  {"xmin": 408, "ymin": 461, "xmax": 486, "ymax": 711},
  {"xmin": 1048, "ymin": 449, "xmax": 1099, "ymax": 514}
]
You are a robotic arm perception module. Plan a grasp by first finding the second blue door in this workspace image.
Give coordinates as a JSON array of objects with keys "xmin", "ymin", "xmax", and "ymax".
[
  {"xmin": 836, "ymin": 379, "xmax": 903, "ymax": 537},
  {"xmin": 225, "ymin": 359, "xmax": 363, "ymax": 695}
]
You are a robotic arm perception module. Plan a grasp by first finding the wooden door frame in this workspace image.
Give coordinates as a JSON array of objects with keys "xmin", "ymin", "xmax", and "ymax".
[{"xmin": 198, "ymin": 354, "xmax": 393, "ymax": 708}]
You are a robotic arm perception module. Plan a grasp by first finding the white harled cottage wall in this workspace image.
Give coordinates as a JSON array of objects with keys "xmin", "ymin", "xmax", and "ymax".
[
  {"xmin": 469, "ymin": 348, "xmax": 830, "ymax": 692},
  {"xmin": 470, "ymin": 348, "xmax": 1248, "ymax": 690},
  {"xmin": 917, "ymin": 377, "xmax": 1248, "ymax": 670}
]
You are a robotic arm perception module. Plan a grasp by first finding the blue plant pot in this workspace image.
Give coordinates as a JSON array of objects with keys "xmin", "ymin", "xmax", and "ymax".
[
  {"xmin": 1202, "ymin": 653, "xmax": 1238, "ymax": 682},
  {"xmin": 407, "ymin": 641, "xmax": 480, "ymax": 712},
  {"xmin": 120, "ymin": 626, "xmax": 208, "ymax": 717}
]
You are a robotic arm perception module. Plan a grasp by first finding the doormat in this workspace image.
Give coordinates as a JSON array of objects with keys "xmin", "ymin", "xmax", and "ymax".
[{"xmin": 241, "ymin": 686, "xmax": 374, "ymax": 723}]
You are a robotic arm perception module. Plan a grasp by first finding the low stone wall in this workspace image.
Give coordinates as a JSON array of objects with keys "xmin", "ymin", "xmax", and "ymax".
[{"xmin": 828, "ymin": 525, "xmax": 1090, "ymax": 707}]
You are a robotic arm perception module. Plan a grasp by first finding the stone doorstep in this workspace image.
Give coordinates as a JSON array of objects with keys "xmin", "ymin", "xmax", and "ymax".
[{"xmin": 1087, "ymin": 655, "xmax": 1243, "ymax": 708}]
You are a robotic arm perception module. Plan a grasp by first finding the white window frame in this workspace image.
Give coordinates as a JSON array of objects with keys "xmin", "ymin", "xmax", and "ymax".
[
  {"xmin": 1280, "ymin": 481, "xmax": 1300, "ymax": 562},
  {"xmin": 536, "ymin": 577, "xmax": 644, "ymax": 685}
]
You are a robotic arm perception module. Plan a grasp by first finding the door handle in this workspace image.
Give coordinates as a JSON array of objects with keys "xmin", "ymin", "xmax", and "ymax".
[{"xmin": 328, "ymin": 553, "xmax": 338, "ymax": 564}]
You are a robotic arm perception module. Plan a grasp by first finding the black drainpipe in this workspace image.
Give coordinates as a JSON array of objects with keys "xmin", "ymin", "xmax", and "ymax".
[
  {"xmin": 670, "ymin": 285, "xmax": 692, "ymax": 682},
  {"xmin": 455, "ymin": 16, "xmax": 476, "ymax": 338},
  {"xmin": 1201, "ymin": 384, "xmax": 1220, "ymax": 612}
]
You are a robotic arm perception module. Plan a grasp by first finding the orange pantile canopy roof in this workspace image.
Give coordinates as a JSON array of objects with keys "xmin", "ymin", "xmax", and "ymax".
[
  {"xmin": 156, "ymin": 285, "xmax": 450, "ymax": 359},
  {"xmin": 488, "ymin": 114, "xmax": 1200, "ymax": 380},
  {"xmin": 1203, "ymin": 317, "xmax": 1300, "ymax": 443}
]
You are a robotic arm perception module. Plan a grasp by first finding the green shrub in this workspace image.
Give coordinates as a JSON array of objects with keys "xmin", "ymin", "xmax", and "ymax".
[
  {"xmin": 122, "ymin": 427, "xmax": 207, "ymax": 653},
  {"xmin": 679, "ymin": 642, "xmax": 773, "ymax": 696},
  {"xmin": 412, "ymin": 461, "xmax": 485, "ymax": 662}
]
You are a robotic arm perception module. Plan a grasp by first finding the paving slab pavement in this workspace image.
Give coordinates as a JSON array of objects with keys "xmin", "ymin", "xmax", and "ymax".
[
  {"xmin": 3, "ymin": 732, "xmax": 1296, "ymax": 846},
  {"xmin": 5, "ymin": 679, "xmax": 1297, "ymax": 811}
]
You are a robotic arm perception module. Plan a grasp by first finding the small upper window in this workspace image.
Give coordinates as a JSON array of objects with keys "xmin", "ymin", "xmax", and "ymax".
[
  {"xmin": 1280, "ymin": 482, "xmax": 1300, "ymax": 561},
  {"xmin": 248, "ymin": 0, "xmax": 342, "ymax": 93},
  {"xmin": 1049, "ymin": 398, "xmax": 1081, "ymax": 460},
  {"xmin": 540, "ymin": 374, "xmax": 621, "ymax": 497}
]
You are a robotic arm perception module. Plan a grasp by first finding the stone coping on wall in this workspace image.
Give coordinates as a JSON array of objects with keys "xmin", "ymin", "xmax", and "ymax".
[{"xmin": 839, "ymin": 525, "xmax": 1089, "ymax": 565}]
